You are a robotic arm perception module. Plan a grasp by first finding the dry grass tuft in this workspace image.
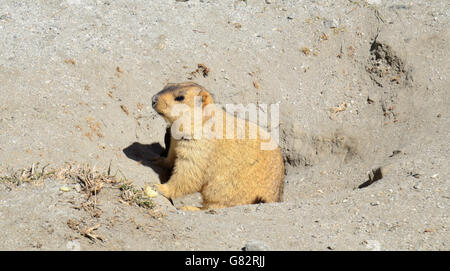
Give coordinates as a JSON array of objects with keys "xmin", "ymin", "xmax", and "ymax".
[
  {"xmin": 67, "ymin": 219, "xmax": 104, "ymax": 242},
  {"xmin": 1, "ymin": 162, "xmax": 158, "ymax": 242},
  {"xmin": 0, "ymin": 163, "xmax": 53, "ymax": 184},
  {"xmin": 55, "ymin": 163, "xmax": 121, "ymax": 198},
  {"xmin": 119, "ymin": 182, "xmax": 156, "ymax": 209},
  {"xmin": 0, "ymin": 162, "xmax": 156, "ymax": 210}
]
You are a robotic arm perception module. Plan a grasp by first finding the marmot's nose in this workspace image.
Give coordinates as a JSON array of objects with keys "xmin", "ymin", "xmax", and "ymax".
[{"xmin": 152, "ymin": 94, "xmax": 159, "ymax": 108}]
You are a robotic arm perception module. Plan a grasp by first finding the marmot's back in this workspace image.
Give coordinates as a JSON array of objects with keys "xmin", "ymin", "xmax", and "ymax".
[{"xmin": 200, "ymin": 112, "xmax": 284, "ymax": 207}]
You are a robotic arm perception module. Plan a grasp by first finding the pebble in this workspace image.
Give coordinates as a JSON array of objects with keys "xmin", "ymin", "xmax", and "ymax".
[
  {"xmin": 364, "ymin": 239, "xmax": 381, "ymax": 251},
  {"xmin": 66, "ymin": 240, "xmax": 81, "ymax": 251},
  {"xmin": 366, "ymin": 0, "xmax": 382, "ymax": 5},
  {"xmin": 60, "ymin": 186, "xmax": 71, "ymax": 192},
  {"xmin": 323, "ymin": 19, "xmax": 338, "ymax": 29},
  {"xmin": 0, "ymin": 14, "xmax": 9, "ymax": 21},
  {"xmin": 242, "ymin": 240, "xmax": 270, "ymax": 251}
]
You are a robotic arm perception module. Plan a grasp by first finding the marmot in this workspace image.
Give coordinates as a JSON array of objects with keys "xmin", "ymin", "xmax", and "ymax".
[{"xmin": 151, "ymin": 82, "xmax": 284, "ymax": 210}]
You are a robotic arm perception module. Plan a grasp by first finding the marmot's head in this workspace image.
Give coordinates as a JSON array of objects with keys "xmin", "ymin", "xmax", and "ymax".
[{"xmin": 152, "ymin": 82, "xmax": 214, "ymax": 124}]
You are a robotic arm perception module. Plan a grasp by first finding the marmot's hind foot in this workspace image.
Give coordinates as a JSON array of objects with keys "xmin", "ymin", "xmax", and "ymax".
[{"xmin": 179, "ymin": 205, "xmax": 201, "ymax": 211}]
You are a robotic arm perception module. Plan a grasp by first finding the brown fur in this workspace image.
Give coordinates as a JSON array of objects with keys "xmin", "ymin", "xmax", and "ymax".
[{"xmin": 151, "ymin": 82, "xmax": 284, "ymax": 210}]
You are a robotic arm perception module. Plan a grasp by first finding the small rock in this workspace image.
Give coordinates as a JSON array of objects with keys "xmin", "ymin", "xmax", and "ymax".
[
  {"xmin": 144, "ymin": 185, "xmax": 158, "ymax": 198},
  {"xmin": 413, "ymin": 183, "xmax": 421, "ymax": 190},
  {"xmin": 205, "ymin": 209, "xmax": 217, "ymax": 215},
  {"xmin": 366, "ymin": 0, "xmax": 382, "ymax": 5},
  {"xmin": 407, "ymin": 172, "xmax": 421, "ymax": 178},
  {"xmin": 66, "ymin": 240, "xmax": 81, "ymax": 251},
  {"xmin": 358, "ymin": 164, "xmax": 393, "ymax": 188},
  {"xmin": 389, "ymin": 150, "xmax": 402, "ymax": 157},
  {"xmin": 242, "ymin": 240, "xmax": 270, "ymax": 251},
  {"xmin": 370, "ymin": 201, "xmax": 380, "ymax": 206},
  {"xmin": 364, "ymin": 240, "xmax": 381, "ymax": 251},
  {"xmin": 60, "ymin": 186, "xmax": 71, "ymax": 192},
  {"xmin": 0, "ymin": 14, "xmax": 9, "ymax": 21},
  {"xmin": 323, "ymin": 19, "xmax": 338, "ymax": 29}
]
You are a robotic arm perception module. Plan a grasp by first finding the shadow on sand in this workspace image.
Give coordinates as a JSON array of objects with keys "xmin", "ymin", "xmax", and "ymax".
[{"xmin": 122, "ymin": 128, "xmax": 172, "ymax": 183}]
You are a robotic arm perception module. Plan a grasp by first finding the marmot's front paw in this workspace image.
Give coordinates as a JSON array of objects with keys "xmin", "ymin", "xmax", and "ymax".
[
  {"xmin": 179, "ymin": 206, "xmax": 201, "ymax": 211},
  {"xmin": 157, "ymin": 183, "xmax": 172, "ymax": 199}
]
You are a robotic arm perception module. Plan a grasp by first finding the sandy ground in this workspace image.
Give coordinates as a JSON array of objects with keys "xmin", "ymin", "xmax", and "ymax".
[{"xmin": 0, "ymin": 0, "xmax": 448, "ymax": 250}]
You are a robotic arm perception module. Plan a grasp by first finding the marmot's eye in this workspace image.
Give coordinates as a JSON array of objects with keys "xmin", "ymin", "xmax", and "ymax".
[{"xmin": 175, "ymin": 95, "xmax": 185, "ymax": 102}]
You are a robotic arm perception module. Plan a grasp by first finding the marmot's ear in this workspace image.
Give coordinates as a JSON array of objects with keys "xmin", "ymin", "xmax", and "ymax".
[{"xmin": 199, "ymin": 90, "xmax": 213, "ymax": 108}]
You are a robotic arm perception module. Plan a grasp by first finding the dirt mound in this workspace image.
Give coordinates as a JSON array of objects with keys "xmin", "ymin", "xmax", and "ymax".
[
  {"xmin": 280, "ymin": 125, "xmax": 360, "ymax": 168},
  {"xmin": 367, "ymin": 39, "xmax": 412, "ymax": 88}
]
